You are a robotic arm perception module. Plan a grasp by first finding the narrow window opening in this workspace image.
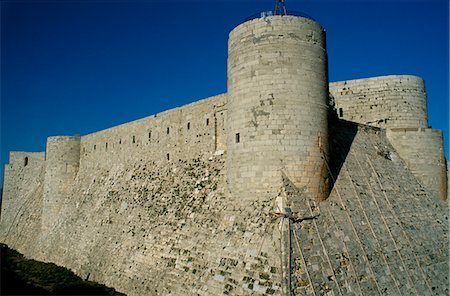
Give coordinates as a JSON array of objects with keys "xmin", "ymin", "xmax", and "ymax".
[
  {"xmin": 24, "ymin": 157, "xmax": 28, "ymax": 167},
  {"xmin": 235, "ymin": 133, "xmax": 240, "ymax": 143},
  {"xmin": 148, "ymin": 131, "xmax": 151, "ymax": 140},
  {"xmin": 338, "ymin": 108, "xmax": 343, "ymax": 118},
  {"xmin": 132, "ymin": 135, "xmax": 135, "ymax": 144},
  {"xmin": 167, "ymin": 127, "xmax": 170, "ymax": 134},
  {"xmin": 167, "ymin": 153, "xmax": 170, "ymax": 161},
  {"xmin": 106, "ymin": 142, "xmax": 108, "ymax": 151},
  {"xmin": 187, "ymin": 122, "xmax": 190, "ymax": 130},
  {"xmin": 119, "ymin": 139, "xmax": 122, "ymax": 144},
  {"xmin": 206, "ymin": 118, "xmax": 209, "ymax": 126},
  {"xmin": 94, "ymin": 145, "xmax": 96, "ymax": 150}
]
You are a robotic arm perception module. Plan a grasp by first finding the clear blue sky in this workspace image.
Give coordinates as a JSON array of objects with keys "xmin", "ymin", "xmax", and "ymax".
[{"xmin": 1, "ymin": 0, "xmax": 449, "ymax": 185}]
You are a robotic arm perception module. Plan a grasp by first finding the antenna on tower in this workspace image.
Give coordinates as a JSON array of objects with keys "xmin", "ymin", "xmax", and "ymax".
[{"xmin": 274, "ymin": 0, "xmax": 287, "ymax": 16}]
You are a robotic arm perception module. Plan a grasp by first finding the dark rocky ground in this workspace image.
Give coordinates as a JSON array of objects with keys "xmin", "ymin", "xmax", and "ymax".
[{"xmin": 1, "ymin": 243, "xmax": 126, "ymax": 295}]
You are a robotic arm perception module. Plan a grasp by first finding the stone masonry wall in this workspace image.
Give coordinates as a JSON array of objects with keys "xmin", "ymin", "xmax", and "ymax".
[
  {"xmin": 0, "ymin": 15, "xmax": 448, "ymax": 294},
  {"xmin": 31, "ymin": 153, "xmax": 284, "ymax": 296},
  {"xmin": 227, "ymin": 16, "xmax": 330, "ymax": 201},
  {"xmin": 386, "ymin": 128, "xmax": 447, "ymax": 200},
  {"xmin": 80, "ymin": 93, "xmax": 226, "ymax": 173},
  {"xmin": 1, "ymin": 120, "xmax": 448, "ymax": 296},
  {"xmin": 329, "ymin": 75, "xmax": 428, "ymax": 129},
  {"xmin": 0, "ymin": 152, "xmax": 45, "ymax": 254},
  {"xmin": 290, "ymin": 121, "xmax": 448, "ymax": 295},
  {"xmin": 41, "ymin": 136, "xmax": 81, "ymax": 233}
]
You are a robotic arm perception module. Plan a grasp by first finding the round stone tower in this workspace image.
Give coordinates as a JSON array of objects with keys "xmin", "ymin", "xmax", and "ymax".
[
  {"xmin": 42, "ymin": 136, "xmax": 81, "ymax": 233},
  {"xmin": 226, "ymin": 14, "xmax": 330, "ymax": 200}
]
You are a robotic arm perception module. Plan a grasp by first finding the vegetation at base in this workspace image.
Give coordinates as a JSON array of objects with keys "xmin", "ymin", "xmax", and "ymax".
[{"xmin": 1, "ymin": 243, "xmax": 126, "ymax": 295}]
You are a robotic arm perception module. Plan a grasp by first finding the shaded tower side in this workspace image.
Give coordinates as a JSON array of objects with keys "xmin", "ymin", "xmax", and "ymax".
[
  {"xmin": 226, "ymin": 15, "xmax": 330, "ymax": 200},
  {"xmin": 387, "ymin": 128, "xmax": 447, "ymax": 200},
  {"xmin": 330, "ymin": 75, "xmax": 447, "ymax": 200},
  {"xmin": 41, "ymin": 136, "xmax": 81, "ymax": 233}
]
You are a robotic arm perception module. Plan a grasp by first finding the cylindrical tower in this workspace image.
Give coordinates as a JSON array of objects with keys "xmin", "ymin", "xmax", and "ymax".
[
  {"xmin": 226, "ymin": 14, "xmax": 330, "ymax": 200},
  {"xmin": 42, "ymin": 136, "xmax": 81, "ymax": 233}
]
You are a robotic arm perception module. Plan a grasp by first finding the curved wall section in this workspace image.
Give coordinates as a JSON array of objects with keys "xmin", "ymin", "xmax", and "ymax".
[
  {"xmin": 227, "ymin": 16, "xmax": 330, "ymax": 200},
  {"xmin": 387, "ymin": 128, "xmax": 447, "ymax": 200},
  {"xmin": 330, "ymin": 75, "xmax": 428, "ymax": 129},
  {"xmin": 42, "ymin": 136, "xmax": 81, "ymax": 233}
]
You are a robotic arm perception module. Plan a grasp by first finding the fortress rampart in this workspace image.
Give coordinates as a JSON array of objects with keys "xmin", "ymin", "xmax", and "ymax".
[
  {"xmin": 79, "ymin": 93, "xmax": 227, "ymax": 173},
  {"xmin": 1, "ymin": 152, "xmax": 45, "ymax": 236},
  {"xmin": 330, "ymin": 75, "xmax": 447, "ymax": 199},
  {"xmin": 1, "ymin": 13, "xmax": 448, "ymax": 296}
]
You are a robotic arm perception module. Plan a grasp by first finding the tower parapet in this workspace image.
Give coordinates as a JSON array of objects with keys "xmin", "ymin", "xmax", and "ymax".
[
  {"xmin": 330, "ymin": 75, "xmax": 428, "ymax": 129},
  {"xmin": 226, "ymin": 15, "xmax": 330, "ymax": 200}
]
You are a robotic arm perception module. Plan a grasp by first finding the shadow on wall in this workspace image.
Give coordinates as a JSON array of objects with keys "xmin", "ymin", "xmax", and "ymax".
[{"xmin": 327, "ymin": 118, "xmax": 358, "ymax": 191}]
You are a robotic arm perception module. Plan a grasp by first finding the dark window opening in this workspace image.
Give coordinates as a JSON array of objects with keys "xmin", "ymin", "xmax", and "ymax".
[
  {"xmin": 235, "ymin": 133, "xmax": 240, "ymax": 143},
  {"xmin": 132, "ymin": 136, "xmax": 135, "ymax": 144},
  {"xmin": 105, "ymin": 142, "xmax": 108, "ymax": 151},
  {"xmin": 24, "ymin": 157, "xmax": 28, "ymax": 167},
  {"xmin": 338, "ymin": 108, "xmax": 343, "ymax": 118},
  {"xmin": 167, "ymin": 127, "xmax": 170, "ymax": 134},
  {"xmin": 167, "ymin": 153, "xmax": 170, "ymax": 161},
  {"xmin": 119, "ymin": 139, "xmax": 122, "ymax": 144},
  {"xmin": 206, "ymin": 118, "xmax": 209, "ymax": 126},
  {"xmin": 148, "ymin": 131, "xmax": 151, "ymax": 140},
  {"xmin": 94, "ymin": 145, "xmax": 96, "ymax": 150},
  {"xmin": 187, "ymin": 122, "xmax": 190, "ymax": 130}
]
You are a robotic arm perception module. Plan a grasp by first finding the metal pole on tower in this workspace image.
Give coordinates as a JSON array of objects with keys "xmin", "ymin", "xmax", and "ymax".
[{"xmin": 274, "ymin": 0, "xmax": 288, "ymax": 16}]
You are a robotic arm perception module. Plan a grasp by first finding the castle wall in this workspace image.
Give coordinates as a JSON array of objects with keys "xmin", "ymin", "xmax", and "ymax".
[
  {"xmin": 0, "ymin": 12, "xmax": 448, "ymax": 296},
  {"xmin": 0, "ymin": 152, "xmax": 45, "ymax": 242},
  {"xmin": 41, "ymin": 136, "xmax": 81, "ymax": 233},
  {"xmin": 330, "ymin": 75, "xmax": 428, "ymax": 129},
  {"xmin": 79, "ymin": 93, "xmax": 227, "ymax": 174},
  {"xmin": 227, "ymin": 15, "xmax": 330, "ymax": 200},
  {"xmin": 330, "ymin": 75, "xmax": 447, "ymax": 199},
  {"xmin": 386, "ymin": 128, "xmax": 447, "ymax": 200}
]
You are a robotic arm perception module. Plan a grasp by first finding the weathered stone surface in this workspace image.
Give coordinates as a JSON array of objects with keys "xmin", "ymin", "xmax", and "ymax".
[{"xmin": 1, "ymin": 14, "xmax": 448, "ymax": 296}]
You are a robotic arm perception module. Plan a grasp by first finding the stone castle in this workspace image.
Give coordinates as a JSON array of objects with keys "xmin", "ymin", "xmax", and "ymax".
[{"xmin": 1, "ymin": 13, "xmax": 448, "ymax": 296}]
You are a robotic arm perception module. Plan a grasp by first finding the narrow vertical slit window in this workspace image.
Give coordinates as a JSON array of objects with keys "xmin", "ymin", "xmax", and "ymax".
[
  {"xmin": 132, "ymin": 136, "xmax": 135, "ymax": 144},
  {"xmin": 167, "ymin": 127, "xmax": 170, "ymax": 134},
  {"xmin": 206, "ymin": 118, "xmax": 209, "ymax": 126},
  {"xmin": 148, "ymin": 131, "xmax": 151, "ymax": 140},
  {"xmin": 94, "ymin": 145, "xmax": 96, "ymax": 150},
  {"xmin": 338, "ymin": 108, "xmax": 343, "ymax": 118},
  {"xmin": 235, "ymin": 133, "xmax": 240, "ymax": 143},
  {"xmin": 187, "ymin": 122, "xmax": 190, "ymax": 130},
  {"xmin": 167, "ymin": 153, "xmax": 170, "ymax": 161},
  {"xmin": 105, "ymin": 142, "xmax": 108, "ymax": 151},
  {"xmin": 24, "ymin": 157, "xmax": 28, "ymax": 167}
]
